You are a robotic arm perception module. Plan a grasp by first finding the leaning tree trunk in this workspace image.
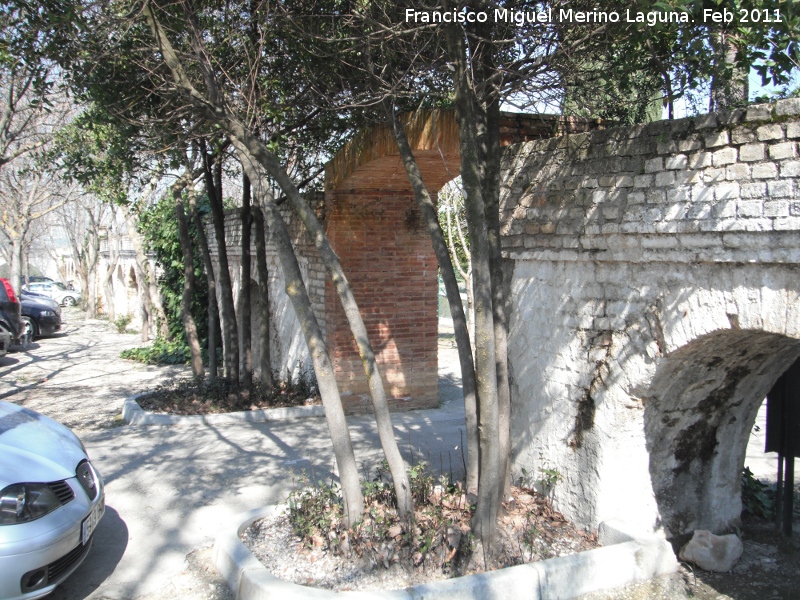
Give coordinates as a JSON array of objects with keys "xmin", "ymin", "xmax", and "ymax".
[
  {"xmin": 201, "ymin": 144, "xmax": 239, "ymax": 382},
  {"xmin": 385, "ymin": 105, "xmax": 481, "ymax": 498},
  {"xmin": 447, "ymin": 21, "xmax": 502, "ymax": 545},
  {"xmin": 240, "ymin": 174, "xmax": 253, "ymax": 388},
  {"xmin": 230, "ymin": 134, "xmax": 413, "ymax": 517},
  {"xmin": 190, "ymin": 190, "xmax": 218, "ymax": 381},
  {"xmin": 173, "ymin": 176, "xmax": 205, "ymax": 378},
  {"xmin": 253, "ymin": 208, "xmax": 272, "ymax": 390},
  {"xmin": 236, "ymin": 150, "xmax": 364, "ymax": 525}
]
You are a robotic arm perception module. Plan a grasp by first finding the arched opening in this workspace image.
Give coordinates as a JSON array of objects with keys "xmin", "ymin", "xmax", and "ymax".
[{"xmin": 644, "ymin": 329, "xmax": 800, "ymax": 544}]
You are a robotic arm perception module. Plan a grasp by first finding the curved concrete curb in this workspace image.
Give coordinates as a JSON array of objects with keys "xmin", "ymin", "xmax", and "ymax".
[
  {"xmin": 213, "ymin": 506, "xmax": 678, "ymax": 600},
  {"xmin": 122, "ymin": 393, "xmax": 325, "ymax": 426}
]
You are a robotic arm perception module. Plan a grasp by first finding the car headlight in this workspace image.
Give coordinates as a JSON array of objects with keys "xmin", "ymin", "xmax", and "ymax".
[
  {"xmin": 41, "ymin": 310, "xmax": 56, "ymax": 317},
  {"xmin": 0, "ymin": 483, "xmax": 62, "ymax": 525}
]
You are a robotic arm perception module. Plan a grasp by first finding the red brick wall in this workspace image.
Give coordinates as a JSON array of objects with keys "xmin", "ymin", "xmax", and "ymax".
[{"xmin": 325, "ymin": 189, "xmax": 439, "ymax": 413}]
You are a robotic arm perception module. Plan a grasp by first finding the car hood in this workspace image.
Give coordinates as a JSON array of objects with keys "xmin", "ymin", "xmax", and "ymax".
[{"xmin": 0, "ymin": 402, "xmax": 87, "ymax": 487}]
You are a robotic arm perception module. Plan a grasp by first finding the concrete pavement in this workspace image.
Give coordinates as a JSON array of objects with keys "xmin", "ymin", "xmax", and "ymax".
[{"xmin": 47, "ymin": 329, "xmax": 468, "ymax": 600}]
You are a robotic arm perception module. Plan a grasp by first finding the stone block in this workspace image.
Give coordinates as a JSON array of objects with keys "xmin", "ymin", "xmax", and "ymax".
[
  {"xmin": 775, "ymin": 98, "xmax": 800, "ymax": 116},
  {"xmin": 584, "ymin": 177, "xmax": 599, "ymax": 188},
  {"xmin": 678, "ymin": 139, "xmax": 702, "ymax": 152},
  {"xmin": 688, "ymin": 151, "xmax": 712, "ymax": 169},
  {"xmin": 646, "ymin": 190, "xmax": 665, "ymax": 204},
  {"xmin": 655, "ymin": 171, "xmax": 676, "ymax": 187},
  {"xmin": 768, "ymin": 142, "xmax": 797, "ymax": 160},
  {"xmin": 665, "ymin": 154, "xmax": 688, "ymax": 170},
  {"xmin": 738, "ymin": 143, "xmax": 765, "ymax": 162},
  {"xmin": 780, "ymin": 160, "xmax": 800, "ymax": 177},
  {"xmin": 745, "ymin": 104, "xmax": 773, "ymax": 122},
  {"xmin": 628, "ymin": 191, "xmax": 646, "ymax": 205},
  {"xmin": 731, "ymin": 128, "xmax": 757, "ymax": 144},
  {"xmin": 703, "ymin": 167, "xmax": 726, "ymax": 183},
  {"xmin": 712, "ymin": 147, "xmax": 737, "ymax": 166},
  {"xmin": 764, "ymin": 201, "xmax": 789, "ymax": 218},
  {"xmin": 725, "ymin": 164, "xmax": 750, "ymax": 180},
  {"xmin": 691, "ymin": 185, "xmax": 713, "ymax": 203},
  {"xmin": 705, "ymin": 131, "xmax": 729, "ymax": 147},
  {"xmin": 657, "ymin": 139, "xmax": 679, "ymax": 154},
  {"xmin": 714, "ymin": 183, "xmax": 740, "ymax": 201},
  {"xmin": 679, "ymin": 530, "xmax": 743, "ymax": 573},
  {"xmin": 752, "ymin": 162, "xmax": 779, "ymax": 178},
  {"xmin": 667, "ymin": 187, "xmax": 690, "ymax": 203},
  {"xmin": 768, "ymin": 180, "xmax": 793, "ymax": 198},
  {"xmin": 676, "ymin": 170, "xmax": 702, "ymax": 185},
  {"xmin": 633, "ymin": 174, "xmax": 654, "ymax": 188},
  {"xmin": 694, "ymin": 114, "xmax": 718, "ymax": 129},
  {"xmin": 644, "ymin": 157, "xmax": 663, "ymax": 173},
  {"xmin": 737, "ymin": 200, "xmax": 762, "ymax": 218},
  {"xmin": 664, "ymin": 202, "xmax": 688, "ymax": 221},
  {"xmin": 756, "ymin": 123, "xmax": 783, "ymax": 141},
  {"xmin": 787, "ymin": 122, "xmax": 800, "ymax": 139},
  {"xmin": 599, "ymin": 176, "xmax": 615, "ymax": 187},
  {"xmin": 616, "ymin": 175, "xmax": 634, "ymax": 188},
  {"xmin": 711, "ymin": 201, "xmax": 736, "ymax": 219},
  {"xmin": 740, "ymin": 182, "xmax": 766, "ymax": 199}
]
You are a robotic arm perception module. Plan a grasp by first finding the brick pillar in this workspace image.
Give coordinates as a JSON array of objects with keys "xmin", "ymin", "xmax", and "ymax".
[{"xmin": 325, "ymin": 189, "xmax": 438, "ymax": 413}]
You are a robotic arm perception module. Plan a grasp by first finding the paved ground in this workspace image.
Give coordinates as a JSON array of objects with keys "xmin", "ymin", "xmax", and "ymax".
[
  {"xmin": 0, "ymin": 312, "xmax": 468, "ymax": 600},
  {"xmin": 0, "ymin": 311, "xmax": 787, "ymax": 600}
]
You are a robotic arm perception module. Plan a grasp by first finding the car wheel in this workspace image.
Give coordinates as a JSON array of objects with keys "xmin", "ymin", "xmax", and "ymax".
[
  {"xmin": 63, "ymin": 296, "xmax": 77, "ymax": 307},
  {"xmin": 21, "ymin": 317, "xmax": 37, "ymax": 342}
]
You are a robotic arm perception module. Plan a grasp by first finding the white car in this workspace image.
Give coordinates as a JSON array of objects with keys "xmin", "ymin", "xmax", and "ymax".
[
  {"xmin": 24, "ymin": 283, "xmax": 80, "ymax": 308},
  {"xmin": 0, "ymin": 401, "xmax": 104, "ymax": 599}
]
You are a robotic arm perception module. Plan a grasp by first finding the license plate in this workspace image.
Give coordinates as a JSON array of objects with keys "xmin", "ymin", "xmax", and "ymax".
[{"xmin": 81, "ymin": 496, "xmax": 104, "ymax": 545}]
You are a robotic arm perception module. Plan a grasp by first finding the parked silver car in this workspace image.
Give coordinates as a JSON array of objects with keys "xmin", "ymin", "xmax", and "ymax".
[
  {"xmin": 0, "ymin": 401, "xmax": 104, "ymax": 599},
  {"xmin": 24, "ymin": 283, "xmax": 80, "ymax": 308}
]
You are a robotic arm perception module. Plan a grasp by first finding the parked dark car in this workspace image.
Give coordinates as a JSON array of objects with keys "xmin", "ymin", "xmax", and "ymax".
[
  {"xmin": 0, "ymin": 324, "xmax": 10, "ymax": 357},
  {"xmin": 0, "ymin": 278, "xmax": 22, "ymax": 344},
  {"xmin": 20, "ymin": 296, "xmax": 62, "ymax": 340}
]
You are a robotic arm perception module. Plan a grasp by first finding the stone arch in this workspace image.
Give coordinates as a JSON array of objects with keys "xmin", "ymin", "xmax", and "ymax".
[{"xmin": 644, "ymin": 328, "xmax": 800, "ymax": 543}]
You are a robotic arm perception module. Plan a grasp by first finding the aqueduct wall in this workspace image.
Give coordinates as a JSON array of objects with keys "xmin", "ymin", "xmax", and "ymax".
[{"xmin": 500, "ymin": 98, "xmax": 800, "ymax": 541}]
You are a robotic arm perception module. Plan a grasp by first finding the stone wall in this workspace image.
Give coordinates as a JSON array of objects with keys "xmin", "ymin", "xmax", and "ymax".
[
  {"xmin": 500, "ymin": 99, "xmax": 800, "ymax": 541},
  {"xmin": 206, "ymin": 197, "xmax": 326, "ymax": 382}
]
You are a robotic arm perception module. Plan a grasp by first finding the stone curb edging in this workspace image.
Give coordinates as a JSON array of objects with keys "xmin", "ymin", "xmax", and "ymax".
[
  {"xmin": 121, "ymin": 393, "xmax": 325, "ymax": 426},
  {"xmin": 213, "ymin": 506, "xmax": 678, "ymax": 600}
]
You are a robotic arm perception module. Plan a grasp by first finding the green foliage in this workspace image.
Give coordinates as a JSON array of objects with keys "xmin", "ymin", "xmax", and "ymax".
[
  {"xmin": 120, "ymin": 338, "xmax": 192, "ymax": 365},
  {"xmin": 287, "ymin": 471, "xmax": 342, "ymax": 545},
  {"xmin": 137, "ymin": 191, "xmax": 209, "ymax": 345},
  {"xmin": 741, "ymin": 466, "xmax": 775, "ymax": 519},
  {"xmin": 113, "ymin": 313, "xmax": 133, "ymax": 333}
]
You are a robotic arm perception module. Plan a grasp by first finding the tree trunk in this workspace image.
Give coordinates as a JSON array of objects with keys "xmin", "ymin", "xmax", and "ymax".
[
  {"xmin": 240, "ymin": 174, "xmax": 253, "ymax": 388},
  {"xmin": 234, "ymin": 138, "xmax": 413, "ymax": 516},
  {"xmin": 253, "ymin": 208, "xmax": 272, "ymax": 390},
  {"xmin": 385, "ymin": 105, "xmax": 481, "ymax": 498},
  {"xmin": 446, "ymin": 21, "xmax": 502, "ymax": 544},
  {"xmin": 85, "ymin": 224, "xmax": 100, "ymax": 319},
  {"xmin": 479, "ymin": 92, "xmax": 512, "ymax": 501},
  {"xmin": 10, "ymin": 236, "xmax": 22, "ymax": 295},
  {"xmin": 190, "ymin": 189, "xmax": 218, "ymax": 382},
  {"xmin": 201, "ymin": 143, "xmax": 239, "ymax": 381},
  {"xmin": 236, "ymin": 150, "xmax": 364, "ymax": 525},
  {"xmin": 710, "ymin": 32, "xmax": 749, "ymax": 111},
  {"xmin": 174, "ymin": 176, "xmax": 205, "ymax": 378},
  {"xmin": 102, "ymin": 240, "xmax": 118, "ymax": 322},
  {"xmin": 124, "ymin": 209, "xmax": 160, "ymax": 341}
]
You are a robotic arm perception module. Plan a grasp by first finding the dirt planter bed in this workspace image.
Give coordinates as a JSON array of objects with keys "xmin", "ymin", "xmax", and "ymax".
[
  {"xmin": 213, "ymin": 505, "xmax": 678, "ymax": 600},
  {"xmin": 122, "ymin": 393, "xmax": 325, "ymax": 426}
]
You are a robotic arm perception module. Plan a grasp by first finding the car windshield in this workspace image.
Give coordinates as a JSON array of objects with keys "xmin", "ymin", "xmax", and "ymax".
[{"xmin": 52, "ymin": 282, "xmax": 67, "ymax": 291}]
